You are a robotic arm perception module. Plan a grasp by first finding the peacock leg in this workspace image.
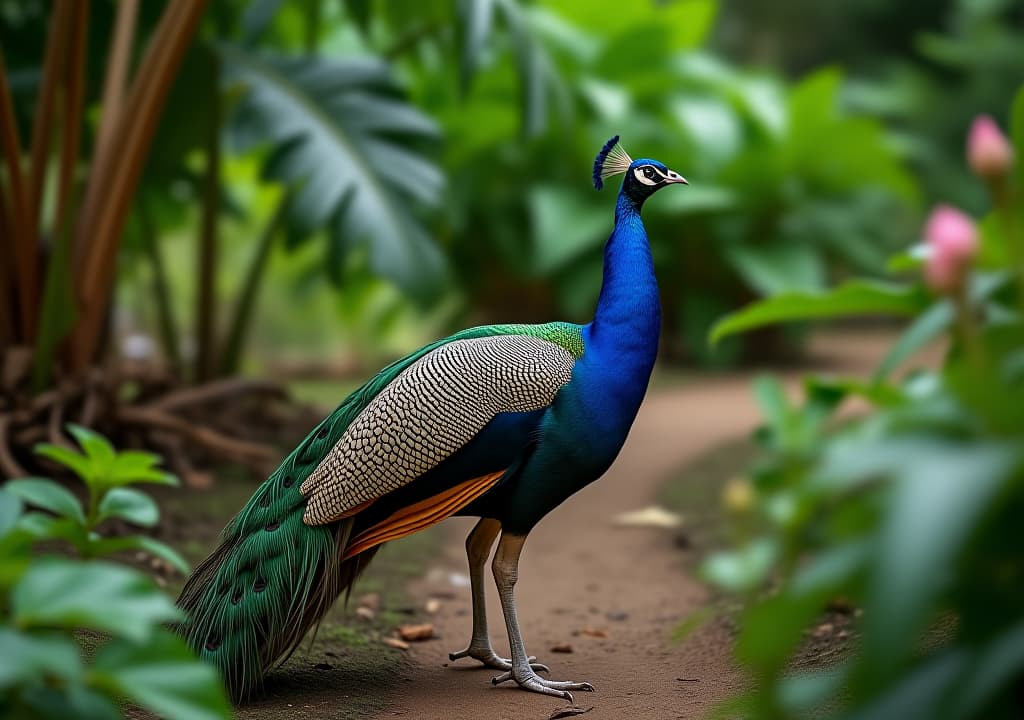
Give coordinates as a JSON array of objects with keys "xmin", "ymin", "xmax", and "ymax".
[
  {"xmin": 449, "ymin": 519, "xmax": 548, "ymax": 673},
  {"xmin": 489, "ymin": 532, "xmax": 595, "ymax": 702}
]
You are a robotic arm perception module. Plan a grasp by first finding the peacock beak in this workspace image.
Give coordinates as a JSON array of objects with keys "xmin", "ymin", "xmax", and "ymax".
[{"xmin": 664, "ymin": 169, "xmax": 688, "ymax": 185}]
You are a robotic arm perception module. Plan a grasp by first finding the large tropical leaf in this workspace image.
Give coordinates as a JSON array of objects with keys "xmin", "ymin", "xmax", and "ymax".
[{"xmin": 221, "ymin": 47, "xmax": 447, "ymax": 299}]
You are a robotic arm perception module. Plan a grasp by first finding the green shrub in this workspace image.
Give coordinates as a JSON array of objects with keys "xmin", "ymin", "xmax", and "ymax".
[
  {"xmin": 702, "ymin": 88, "xmax": 1024, "ymax": 719},
  {"xmin": 0, "ymin": 425, "xmax": 230, "ymax": 720}
]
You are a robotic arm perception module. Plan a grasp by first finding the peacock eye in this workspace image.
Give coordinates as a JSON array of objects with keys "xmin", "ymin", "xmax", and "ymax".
[{"xmin": 643, "ymin": 167, "xmax": 654, "ymax": 178}]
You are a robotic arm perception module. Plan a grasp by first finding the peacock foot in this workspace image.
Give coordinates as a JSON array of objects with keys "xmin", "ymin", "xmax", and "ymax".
[
  {"xmin": 449, "ymin": 644, "xmax": 549, "ymax": 673},
  {"xmin": 491, "ymin": 665, "xmax": 595, "ymax": 703}
]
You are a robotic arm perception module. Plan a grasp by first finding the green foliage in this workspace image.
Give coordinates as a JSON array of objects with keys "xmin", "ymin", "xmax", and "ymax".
[
  {"xmin": 406, "ymin": 3, "xmax": 919, "ymax": 360},
  {"xmin": 0, "ymin": 427, "xmax": 228, "ymax": 719},
  {"xmin": 702, "ymin": 92, "xmax": 1024, "ymax": 719},
  {"xmin": 221, "ymin": 47, "xmax": 447, "ymax": 299},
  {"xmin": 710, "ymin": 281, "xmax": 929, "ymax": 345}
]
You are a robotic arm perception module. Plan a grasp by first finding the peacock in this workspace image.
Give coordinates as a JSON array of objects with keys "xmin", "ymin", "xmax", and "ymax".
[{"xmin": 177, "ymin": 136, "xmax": 687, "ymax": 704}]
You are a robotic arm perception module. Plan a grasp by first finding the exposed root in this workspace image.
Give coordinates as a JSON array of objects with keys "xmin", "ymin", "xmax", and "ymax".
[
  {"xmin": 0, "ymin": 415, "xmax": 28, "ymax": 478},
  {"xmin": 153, "ymin": 377, "xmax": 286, "ymax": 412},
  {"xmin": 0, "ymin": 351, "xmax": 302, "ymax": 482},
  {"xmin": 118, "ymin": 405, "xmax": 277, "ymax": 472}
]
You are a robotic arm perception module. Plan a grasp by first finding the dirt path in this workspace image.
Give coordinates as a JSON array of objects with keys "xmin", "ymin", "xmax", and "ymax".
[{"xmin": 373, "ymin": 331, "xmax": 916, "ymax": 720}]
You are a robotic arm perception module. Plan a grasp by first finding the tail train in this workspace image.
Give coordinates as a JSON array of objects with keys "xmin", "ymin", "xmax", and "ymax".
[{"xmin": 176, "ymin": 410, "xmax": 379, "ymax": 699}]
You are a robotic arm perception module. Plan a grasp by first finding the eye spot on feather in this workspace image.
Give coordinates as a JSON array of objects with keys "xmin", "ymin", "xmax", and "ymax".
[
  {"xmin": 231, "ymin": 589, "xmax": 243, "ymax": 605},
  {"xmin": 253, "ymin": 577, "xmax": 267, "ymax": 593},
  {"xmin": 205, "ymin": 635, "xmax": 221, "ymax": 651},
  {"xmin": 283, "ymin": 475, "xmax": 294, "ymax": 488},
  {"xmin": 264, "ymin": 521, "xmax": 280, "ymax": 532}
]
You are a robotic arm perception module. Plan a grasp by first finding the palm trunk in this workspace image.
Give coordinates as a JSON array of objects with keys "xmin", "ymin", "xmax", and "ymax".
[
  {"xmin": 0, "ymin": 50, "xmax": 34, "ymax": 342},
  {"xmin": 69, "ymin": 0, "xmax": 209, "ymax": 372},
  {"xmin": 194, "ymin": 47, "xmax": 221, "ymax": 382}
]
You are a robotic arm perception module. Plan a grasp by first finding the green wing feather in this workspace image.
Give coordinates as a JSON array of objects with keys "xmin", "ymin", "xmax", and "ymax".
[{"xmin": 177, "ymin": 322, "xmax": 583, "ymax": 698}]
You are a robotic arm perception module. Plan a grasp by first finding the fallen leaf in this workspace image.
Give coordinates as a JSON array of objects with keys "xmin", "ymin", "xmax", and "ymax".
[
  {"xmin": 550, "ymin": 643, "xmax": 574, "ymax": 653},
  {"xmin": 612, "ymin": 506, "xmax": 681, "ymax": 529},
  {"xmin": 581, "ymin": 627, "xmax": 608, "ymax": 638},
  {"xmin": 397, "ymin": 623, "xmax": 434, "ymax": 642},
  {"xmin": 425, "ymin": 598, "xmax": 442, "ymax": 614},
  {"xmin": 549, "ymin": 706, "xmax": 593, "ymax": 719},
  {"xmin": 355, "ymin": 606, "xmax": 375, "ymax": 620},
  {"xmin": 383, "ymin": 637, "xmax": 410, "ymax": 650}
]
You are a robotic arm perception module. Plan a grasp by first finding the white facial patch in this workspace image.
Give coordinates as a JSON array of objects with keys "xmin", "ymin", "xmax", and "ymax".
[{"xmin": 633, "ymin": 166, "xmax": 659, "ymax": 186}]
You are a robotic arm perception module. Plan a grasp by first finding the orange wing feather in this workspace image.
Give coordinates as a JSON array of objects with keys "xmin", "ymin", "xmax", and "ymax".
[{"xmin": 342, "ymin": 471, "xmax": 505, "ymax": 560}]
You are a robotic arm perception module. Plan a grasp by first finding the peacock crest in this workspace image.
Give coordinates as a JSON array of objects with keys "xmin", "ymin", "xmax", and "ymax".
[{"xmin": 592, "ymin": 135, "xmax": 634, "ymax": 190}]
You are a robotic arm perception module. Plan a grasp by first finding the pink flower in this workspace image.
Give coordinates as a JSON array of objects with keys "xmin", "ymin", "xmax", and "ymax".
[
  {"xmin": 923, "ymin": 205, "xmax": 979, "ymax": 294},
  {"xmin": 967, "ymin": 115, "xmax": 1013, "ymax": 180}
]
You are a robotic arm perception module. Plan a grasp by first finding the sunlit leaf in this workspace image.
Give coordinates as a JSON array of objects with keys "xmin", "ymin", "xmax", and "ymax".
[
  {"xmin": 109, "ymin": 453, "xmax": 178, "ymax": 487},
  {"xmin": 33, "ymin": 443, "xmax": 91, "ymax": 481},
  {"xmin": 710, "ymin": 281, "xmax": 928, "ymax": 345},
  {"xmin": 66, "ymin": 424, "xmax": 117, "ymax": 468},
  {"xmin": 5, "ymin": 478, "xmax": 85, "ymax": 525}
]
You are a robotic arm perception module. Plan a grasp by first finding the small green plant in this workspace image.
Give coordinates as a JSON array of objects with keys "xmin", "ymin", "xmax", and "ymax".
[
  {"xmin": 0, "ymin": 424, "xmax": 230, "ymax": 720},
  {"xmin": 702, "ymin": 89, "xmax": 1024, "ymax": 718}
]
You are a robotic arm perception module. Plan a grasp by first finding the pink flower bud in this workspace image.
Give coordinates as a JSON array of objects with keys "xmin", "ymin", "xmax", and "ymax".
[
  {"xmin": 967, "ymin": 115, "xmax": 1013, "ymax": 180},
  {"xmin": 923, "ymin": 205, "xmax": 979, "ymax": 294}
]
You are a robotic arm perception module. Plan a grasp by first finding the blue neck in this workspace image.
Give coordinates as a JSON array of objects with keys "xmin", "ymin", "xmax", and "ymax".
[{"xmin": 589, "ymin": 192, "xmax": 661, "ymax": 358}]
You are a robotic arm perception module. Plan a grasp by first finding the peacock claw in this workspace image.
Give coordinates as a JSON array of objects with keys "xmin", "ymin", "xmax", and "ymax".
[
  {"xmin": 449, "ymin": 646, "xmax": 548, "ymax": 673},
  {"xmin": 490, "ymin": 666, "xmax": 595, "ymax": 702}
]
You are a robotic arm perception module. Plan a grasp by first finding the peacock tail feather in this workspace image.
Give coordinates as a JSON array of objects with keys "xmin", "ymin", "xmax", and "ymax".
[{"xmin": 176, "ymin": 321, "xmax": 584, "ymax": 699}]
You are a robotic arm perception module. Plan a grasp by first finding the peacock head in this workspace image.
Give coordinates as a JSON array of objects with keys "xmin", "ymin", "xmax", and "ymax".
[{"xmin": 592, "ymin": 135, "xmax": 687, "ymax": 206}]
